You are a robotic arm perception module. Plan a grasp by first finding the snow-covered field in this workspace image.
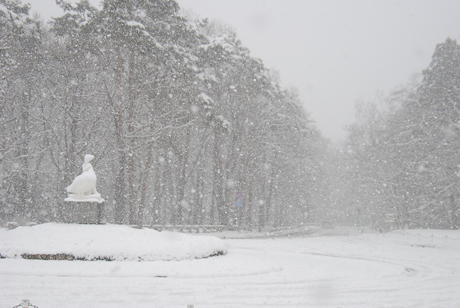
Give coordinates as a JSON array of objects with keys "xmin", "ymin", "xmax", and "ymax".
[{"xmin": 1, "ymin": 225, "xmax": 460, "ymax": 308}]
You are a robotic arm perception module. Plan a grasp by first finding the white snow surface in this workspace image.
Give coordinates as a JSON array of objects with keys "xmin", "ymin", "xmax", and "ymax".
[
  {"xmin": 1, "ymin": 225, "xmax": 460, "ymax": 307},
  {"xmin": 0, "ymin": 223, "xmax": 227, "ymax": 261}
]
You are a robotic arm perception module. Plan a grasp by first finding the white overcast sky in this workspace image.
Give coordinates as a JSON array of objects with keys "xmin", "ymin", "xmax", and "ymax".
[{"xmin": 29, "ymin": 0, "xmax": 460, "ymax": 142}]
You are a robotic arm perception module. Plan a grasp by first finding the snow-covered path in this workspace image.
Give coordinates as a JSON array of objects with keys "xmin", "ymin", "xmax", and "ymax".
[{"xmin": 1, "ymin": 230, "xmax": 460, "ymax": 307}]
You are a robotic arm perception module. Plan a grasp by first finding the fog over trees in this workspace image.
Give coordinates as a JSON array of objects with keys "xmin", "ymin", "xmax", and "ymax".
[
  {"xmin": 337, "ymin": 38, "xmax": 460, "ymax": 230},
  {"xmin": 1, "ymin": 0, "xmax": 459, "ymax": 230}
]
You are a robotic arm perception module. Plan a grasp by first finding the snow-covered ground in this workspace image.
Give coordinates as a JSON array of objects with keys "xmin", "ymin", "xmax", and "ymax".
[
  {"xmin": 1, "ymin": 225, "xmax": 460, "ymax": 307},
  {"xmin": 0, "ymin": 223, "xmax": 226, "ymax": 261}
]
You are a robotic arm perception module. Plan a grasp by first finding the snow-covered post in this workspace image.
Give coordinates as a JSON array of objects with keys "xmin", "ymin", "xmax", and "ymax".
[{"xmin": 64, "ymin": 154, "xmax": 105, "ymax": 224}]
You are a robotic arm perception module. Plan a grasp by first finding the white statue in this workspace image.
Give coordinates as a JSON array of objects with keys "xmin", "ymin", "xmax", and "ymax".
[{"xmin": 65, "ymin": 154, "xmax": 105, "ymax": 203}]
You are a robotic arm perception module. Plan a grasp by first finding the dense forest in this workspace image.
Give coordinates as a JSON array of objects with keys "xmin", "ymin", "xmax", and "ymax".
[
  {"xmin": 1, "ymin": 0, "xmax": 459, "ymax": 230},
  {"xmin": 0, "ymin": 0, "xmax": 328, "ymax": 229},
  {"xmin": 333, "ymin": 38, "xmax": 460, "ymax": 230}
]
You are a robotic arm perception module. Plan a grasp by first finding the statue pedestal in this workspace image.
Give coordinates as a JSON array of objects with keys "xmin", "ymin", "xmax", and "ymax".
[{"xmin": 63, "ymin": 201, "xmax": 104, "ymax": 224}]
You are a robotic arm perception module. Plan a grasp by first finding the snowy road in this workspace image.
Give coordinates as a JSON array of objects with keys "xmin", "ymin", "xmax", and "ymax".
[{"xmin": 1, "ymin": 230, "xmax": 460, "ymax": 307}]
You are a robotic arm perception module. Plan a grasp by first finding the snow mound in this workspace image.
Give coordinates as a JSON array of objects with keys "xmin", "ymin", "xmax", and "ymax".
[{"xmin": 0, "ymin": 223, "xmax": 227, "ymax": 261}]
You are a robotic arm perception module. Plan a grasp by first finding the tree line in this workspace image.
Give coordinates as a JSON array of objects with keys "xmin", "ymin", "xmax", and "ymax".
[
  {"xmin": 2, "ymin": 0, "xmax": 458, "ymax": 231},
  {"xmin": 332, "ymin": 38, "xmax": 460, "ymax": 230},
  {"xmin": 0, "ymin": 0, "xmax": 327, "ymax": 229}
]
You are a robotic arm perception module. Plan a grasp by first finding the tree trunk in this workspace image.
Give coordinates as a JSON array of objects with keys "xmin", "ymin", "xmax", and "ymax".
[
  {"xmin": 138, "ymin": 140, "xmax": 154, "ymax": 227},
  {"xmin": 128, "ymin": 50, "xmax": 137, "ymax": 225},
  {"xmin": 247, "ymin": 175, "xmax": 254, "ymax": 231},
  {"xmin": 114, "ymin": 41, "xmax": 126, "ymax": 224},
  {"xmin": 176, "ymin": 125, "xmax": 192, "ymax": 225},
  {"xmin": 213, "ymin": 127, "xmax": 226, "ymax": 225},
  {"xmin": 450, "ymin": 192, "xmax": 459, "ymax": 230}
]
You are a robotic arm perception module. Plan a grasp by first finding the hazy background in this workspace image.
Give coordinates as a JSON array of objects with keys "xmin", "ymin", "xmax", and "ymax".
[{"xmin": 30, "ymin": 0, "xmax": 460, "ymax": 141}]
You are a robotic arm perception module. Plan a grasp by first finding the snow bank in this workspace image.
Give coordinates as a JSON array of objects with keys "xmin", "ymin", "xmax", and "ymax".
[{"xmin": 0, "ymin": 223, "xmax": 227, "ymax": 261}]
